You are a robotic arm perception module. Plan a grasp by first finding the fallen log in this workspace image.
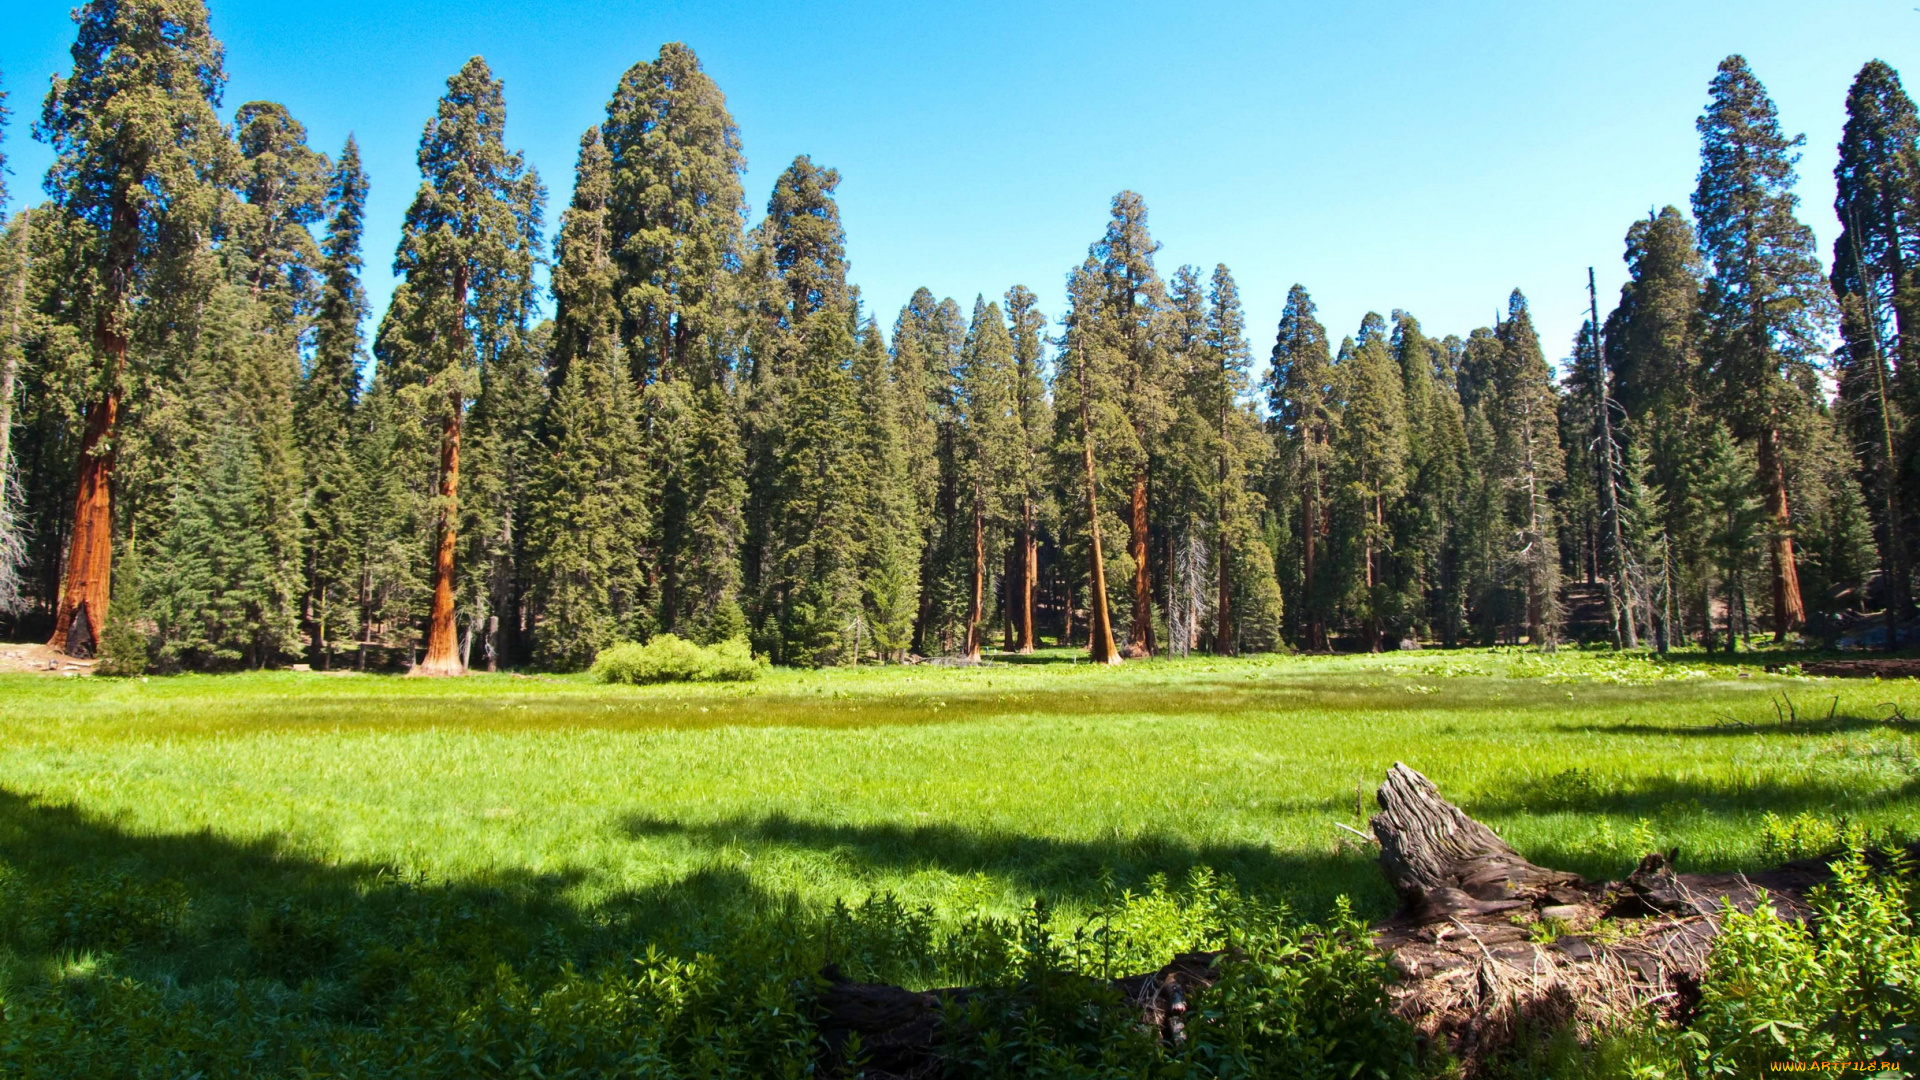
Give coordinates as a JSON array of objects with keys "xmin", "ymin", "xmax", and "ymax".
[
  {"xmin": 1797, "ymin": 658, "xmax": 1920, "ymax": 678},
  {"xmin": 813, "ymin": 762, "xmax": 1880, "ymax": 1077}
]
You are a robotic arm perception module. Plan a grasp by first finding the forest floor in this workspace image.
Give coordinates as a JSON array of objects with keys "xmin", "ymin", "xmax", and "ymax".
[{"xmin": 2, "ymin": 645, "xmax": 1916, "ymax": 937}]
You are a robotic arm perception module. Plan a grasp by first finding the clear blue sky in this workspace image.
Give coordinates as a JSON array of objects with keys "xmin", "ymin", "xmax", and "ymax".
[{"xmin": 2, "ymin": 0, "xmax": 1914, "ymax": 378}]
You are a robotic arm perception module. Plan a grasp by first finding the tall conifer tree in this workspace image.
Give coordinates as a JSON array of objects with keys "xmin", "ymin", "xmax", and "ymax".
[
  {"xmin": 1693, "ymin": 55, "xmax": 1834, "ymax": 639},
  {"xmin": 37, "ymin": 0, "xmax": 232, "ymax": 656},
  {"xmin": 380, "ymin": 57, "xmax": 542, "ymax": 675},
  {"xmin": 1005, "ymin": 285, "xmax": 1051, "ymax": 652},
  {"xmin": 1832, "ymin": 60, "xmax": 1918, "ymax": 641},
  {"xmin": 529, "ymin": 127, "xmax": 646, "ymax": 669},
  {"xmin": 300, "ymin": 138, "xmax": 369, "ymax": 665},
  {"xmin": 1267, "ymin": 285, "xmax": 1335, "ymax": 649}
]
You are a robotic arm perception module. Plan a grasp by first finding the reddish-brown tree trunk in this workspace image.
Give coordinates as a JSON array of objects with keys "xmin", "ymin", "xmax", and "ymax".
[
  {"xmin": 1078, "ymin": 386, "xmax": 1120, "ymax": 665},
  {"xmin": 51, "ymin": 385, "xmax": 119, "ymax": 658},
  {"xmin": 1756, "ymin": 424, "xmax": 1804, "ymax": 639},
  {"xmin": 1124, "ymin": 473, "xmax": 1153, "ymax": 658},
  {"xmin": 1016, "ymin": 499, "xmax": 1036, "ymax": 653},
  {"xmin": 414, "ymin": 399, "xmax": 465, "ymax": 676},
  {"xmin": 1302, "ymin": 463, "xmax": 1324, "ymax": 652},
  {"xmin": 415, "ymin": 265, "xmax": 471, "ymax": 677},
  {"xmin": 963, "ymin": 497, "xmax": 985, "ymax": 661},
  {"xmin": 52, "ymin": 191, "xmax": 137, "ymax": 660}
]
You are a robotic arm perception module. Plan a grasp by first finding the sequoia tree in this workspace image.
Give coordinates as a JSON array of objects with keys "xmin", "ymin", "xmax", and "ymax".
[
  {"xmin": 382, "ymin": 57, "xmax": 542, "ymax": 675},
  {"xmin": 1693, "ymin": 55, "xmax": 1833, "ymax": 639},
  {"xmin": 37, "ymin": 0, "xmax": 231, "ymax": 656}
]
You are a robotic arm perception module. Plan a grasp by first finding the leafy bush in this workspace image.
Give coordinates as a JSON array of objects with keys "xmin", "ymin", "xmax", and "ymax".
[
  {"xmin": 589, "ymin": 634, "xmax": 761, "ymax": 684},
  {"xmin": 1684, "ymin": 847, "xmax": 1918, "ymax": 1077}
]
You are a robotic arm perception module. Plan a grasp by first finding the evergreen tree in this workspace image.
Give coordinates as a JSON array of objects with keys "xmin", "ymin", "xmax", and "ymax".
[
  {"xmin": 1693, "ymin": 55, "xmax": 1835, "ymax": 639},
  {"xmin": 747, "ymin": 156, "xmax": 863, "ymax": 664},
  {"xmin": 1004, "ymin": 285, "xmax": 1052, "ymax": 652},
  {"xmin": 1832, "ymin": 60, "xmax": 1918, "ymax": 642},
  {"xmin": 1490, "ymin": 292, "xmax": 1564, "ymax": 646},
  {"xmin": 600, "ymin": 43, "xmax": 748, "ymax": 636},
  {"xmin": 36, "ymin": 0, "xmax": 233, "ymax": 657},
  {"xmin": 1052, "ymin": 257, "xmax": 1125, "ymax": 663},
  {"xmin": 1390, "ymin": 313, "xmax": 1469, "ymax": 645},
  {"xmin": 1607, "ymin": 206, "xmax": 1710, "ymax": 649},
  {"xmin": 380, "ymin": 57, "xmax": 542, "ymax": 675},
  {"xmin": 1070, "ymin": 193, "xmax": 1171, "ymax": 656},
  {"xmin": 299, "ymin": 137, "xmax": 369, "ymax": 665},
  {"xmin": 1266, "ymin": 285, "xmax": 1336, "ymax": 649},
  {"xmin": 529, "ymin": 126, "xmax": 646, "ymax": 669},
  {"xmin": 955, "ymin": 296, "xmax": 1018, "ymax": 659},
  {"xmin": 1331, "ymin": 314, "xmax": 1407, "ymax": 650},
  {"xmin": 854, "ymin": 318, "xmax": 919, "ymax": 660}
]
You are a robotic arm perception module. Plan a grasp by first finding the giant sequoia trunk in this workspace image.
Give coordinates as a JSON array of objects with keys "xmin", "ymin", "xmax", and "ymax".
[
  {"xmin": 1756, "ymin": 425, "xmax": 1805, "ymax": 640},
  {"xmin": 414, "ymin": 395, "xmax": 465, "ymax": 676},
  {"xmin": 962, "ymin": 498, "xmax": 985, "ymax": 662},
  {"xmin": 817, "ymin": 763, "xmax": 1872, "ymax": 1078},
  {"xmin": 1015, "ymin": 500, "xmax": 1036, "ymax": 654},
  {"xmin": 1125, "ymin": 473, "xmax": 1154, "ymax": 658},
  {"xmin": 51, "ymin": 387, "xmax": 118, "ymax": 658}
]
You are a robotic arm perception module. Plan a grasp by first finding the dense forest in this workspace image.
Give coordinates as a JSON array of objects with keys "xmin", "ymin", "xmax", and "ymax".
[{"xmin": 0, "ymin": 1, "xmax": 1912, "ymax": 672}]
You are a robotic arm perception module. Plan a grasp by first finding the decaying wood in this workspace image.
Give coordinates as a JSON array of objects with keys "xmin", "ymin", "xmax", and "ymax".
[
  {"xmin": 812, "ymin": 762, "xmax": 1884, "ymax": 1078},
  {"xmin": 1798, "ymin": 658, "xmax": 1920, "ymax": 678}
]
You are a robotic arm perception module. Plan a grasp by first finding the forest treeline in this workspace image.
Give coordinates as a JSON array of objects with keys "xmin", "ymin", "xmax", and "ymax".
[{"xmin": 0, "ymin": 1, "xmax": 1913, "ymax": 672}]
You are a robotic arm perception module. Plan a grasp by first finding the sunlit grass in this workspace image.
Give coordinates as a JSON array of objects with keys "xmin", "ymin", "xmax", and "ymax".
[{"xmin": 3, "ymin": 646, "xmax": 1916, "ymax": 936}]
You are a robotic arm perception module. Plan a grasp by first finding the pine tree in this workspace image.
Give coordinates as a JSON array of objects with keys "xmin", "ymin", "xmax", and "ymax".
[
  {"xmin": 1004, "ymin": 284, "xmax": 1052, "ymax": 652},
  {"xmin": 602, "ymin": 42, "xmax": 746, "ymax": 384},
  {"xmin": 1693, "ymin": 55, "xmax": 1835, "ymax": 640},
  {"xmin": 600, "ymin": 43, "xmax": 748, "ymax": 636},
  {"xmin": 854, "ymin": 318, "xmax": 920, "ymax": 660},
  {"xmin": 1490, "ymin": 292, "xmax": 1564, "ymax": 646},
  {"xmin": 381, "ymin": 57, "xmax": 543, "ymax": 675},
  {"xmin": 1266, "ymin": 285, "xmax": 1335, "ymax": 649},
  {"xmin": 1053, "ymin": 257, "xmax": 1124, "ymax": 663},
  {"xmin": 1199, "ymin": 265, "xmax": 1280, "ymax": 652},
  {"xmin": 1389, "ymin": 313, "xmax": 1468, "ymax": 646},
  {"xmin": 1607, "ymin": 206, "xmax": 1710, "ymax": 648},
  {"xmin": 0, "ymin": 81, "xmax": 30, "ymax": 617},
  {"xmin": 529, "ymin": 126, "xmax": 646, "ymax": 669},
  {"xmin": 1333, "ymin": 314, "xmax": 1407, "ymax": 650},
  {"xmin": 956, "ymin": 296, "xmax": 1018, "ymax": 659},
  {"xmin": 299, "ymin": 137, "xmax": 369, "ymax": 665},
  {"xmin": 36, "ymin": 0, "xmax": 233, "ymax": 657},
  {"xmin": 747, "ymin": 156, "xmax": 863, "ymax": 664},
  {"xmin": 1089, "ymin": 193, "xmax": 1171, "ymax": 656},
  {"xmin": 1832, "ymin": 60, "xmax": 1918, "ymax": 644}
]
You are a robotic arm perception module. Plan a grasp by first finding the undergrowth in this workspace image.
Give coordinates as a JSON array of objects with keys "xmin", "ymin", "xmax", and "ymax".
[{"xmin": 0, "ymin": 843, "xmax": 1914, "ymax": 1077}]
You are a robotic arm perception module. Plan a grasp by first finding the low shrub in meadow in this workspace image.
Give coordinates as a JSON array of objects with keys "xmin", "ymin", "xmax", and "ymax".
[{"xmin": 590, "ymin": 634, "xmax": 762, "ymax": 684}]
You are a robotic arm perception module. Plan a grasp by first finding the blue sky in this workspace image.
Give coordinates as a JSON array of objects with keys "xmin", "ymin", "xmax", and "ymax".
[{"xmin": 1, "ymin": 0, "xmax": 1914, "ymax": 378}]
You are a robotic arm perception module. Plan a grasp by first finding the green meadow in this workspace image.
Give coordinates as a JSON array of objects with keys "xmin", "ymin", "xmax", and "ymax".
[
  {"xmin": 2, "ymin": 647, "xmax": 1917, "ymax": 1076},
  {"xmin": 4, "ymin": 648, "xmax": 1916, "ymax": 936}
]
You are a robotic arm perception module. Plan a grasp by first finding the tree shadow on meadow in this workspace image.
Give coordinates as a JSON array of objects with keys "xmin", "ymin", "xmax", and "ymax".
[
  {"xmin": 0, "ymin": 786, "xmax": 835, "ymax": 997},
  {"xmin": 618, "ymin": 810, "xmax": 1393, "ymax": 916},
  {"xmin": 1561, "ymin": 696, "xmax": 1920, "ymax": 738}
]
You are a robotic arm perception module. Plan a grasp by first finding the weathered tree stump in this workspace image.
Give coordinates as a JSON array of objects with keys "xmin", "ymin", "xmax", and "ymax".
[{"xmin": 813, "ymin": 762, "xmax": 1881, "ymax": 1077}]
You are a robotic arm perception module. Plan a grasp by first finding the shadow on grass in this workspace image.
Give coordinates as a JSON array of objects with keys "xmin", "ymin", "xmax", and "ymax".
[
  {"xmin": 619, "ymin": 810, "xmax": 1392, "ymax": 917},
  {"xmin": 0, "ymin": 783, "xmax": 1389, "ymax": 1003},
  {"xmin": 1467, "ymin": 770, "xmax": 1920, "ymax": 825},
  {"xmin": 1562, "ymin": 696, "xmax": 1920, "ymax": 738}
]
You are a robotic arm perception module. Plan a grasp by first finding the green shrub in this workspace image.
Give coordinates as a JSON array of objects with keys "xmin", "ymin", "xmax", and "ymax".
[
  {"xmin": 590, "ymin": 633, "xmax": 762, "ymax": 684},
  {"xmin": 1684, "ymin": 847, "xmax": 1918, "ymax": 1076}
]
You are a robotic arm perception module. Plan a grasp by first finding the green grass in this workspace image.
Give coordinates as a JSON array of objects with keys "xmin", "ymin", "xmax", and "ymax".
[
  {"xmin": 3, "ymin": 647, "xmax": 1917, "ymax": 1076},
  {"xmin": 4, "ymin": 647, "xmax": 1916, "ymax": 934}
]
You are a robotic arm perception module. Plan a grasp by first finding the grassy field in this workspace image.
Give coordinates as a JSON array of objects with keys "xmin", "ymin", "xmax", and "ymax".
[
  {"xmin": 4, "ymin": 647, "xmax": 1917, "ymax": 937},
  {"xmin": 2, "ymin": 646, "xmax": 1916, "ymax": 1075}
]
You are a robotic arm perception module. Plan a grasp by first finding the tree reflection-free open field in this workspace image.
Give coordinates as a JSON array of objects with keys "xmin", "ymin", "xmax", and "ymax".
[{"xmin": 4, "ymin": 648, "xmax": 1916, "ymax": 937}]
